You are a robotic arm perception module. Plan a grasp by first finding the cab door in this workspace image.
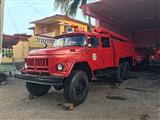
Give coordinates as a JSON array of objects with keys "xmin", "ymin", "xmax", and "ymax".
[
  {"xmin": 87, "ymin": 35, "xmax": 103, "ymax": 70},
  {"xmin": 100, "ymin": 37, "xmax": 114, "ymax": 68}
]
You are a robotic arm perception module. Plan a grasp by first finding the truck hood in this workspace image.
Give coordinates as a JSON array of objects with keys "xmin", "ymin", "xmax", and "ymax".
[{"xmin": 29, "ymin": 47, "xmax": 86, "ymax": 56}]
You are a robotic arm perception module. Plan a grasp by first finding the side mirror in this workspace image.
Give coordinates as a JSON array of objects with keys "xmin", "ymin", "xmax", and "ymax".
[{"xmin": 43, "ymin": 43, "xmax": 48, "ymax": 48}]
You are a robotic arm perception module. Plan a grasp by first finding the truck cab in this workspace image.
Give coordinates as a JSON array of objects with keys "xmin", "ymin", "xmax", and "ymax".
[{"xmin": 16, "ymin": 28, "xmax": 138, "ymax": 106}]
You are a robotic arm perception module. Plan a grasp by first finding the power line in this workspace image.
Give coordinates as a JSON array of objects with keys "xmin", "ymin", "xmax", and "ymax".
[
  {"xmin": 6, "ymin": 5, "xmax": 19, "ymax": 33},
  {"xmin": 23, "ymin": 0, "xmax": 45, "ymax": 16}
]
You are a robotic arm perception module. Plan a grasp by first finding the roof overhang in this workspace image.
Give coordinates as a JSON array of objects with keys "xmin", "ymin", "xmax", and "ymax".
[
  {"xmin": 82, "ymin": 0, "xmax": 160, "ymax": 30},
  {"xmin": 31, "ymin": 18, "xmax": 59, "ymax": 24},
  {"xmin": 30, "ymin": 14, "xmax": 89, "ymax": 26}
]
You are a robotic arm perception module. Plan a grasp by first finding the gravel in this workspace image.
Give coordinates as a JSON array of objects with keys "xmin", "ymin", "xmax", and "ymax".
[{"xmin": 0, "ymin": 71, "xmax": 160, "ymax": 120}]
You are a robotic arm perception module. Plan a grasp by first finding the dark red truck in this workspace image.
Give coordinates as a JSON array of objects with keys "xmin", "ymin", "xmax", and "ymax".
[
  {"xmin": 16, "ymin": 27, "xmax": 140, "ymax": 105},
  {"xmin": 149, "ymin": 45, "xmax": 160, "ymax": 68}
]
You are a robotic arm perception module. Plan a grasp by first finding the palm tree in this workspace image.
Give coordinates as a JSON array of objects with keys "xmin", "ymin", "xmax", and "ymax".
[
  {"xmin": 54, "ymin": 0, "xmax": 87, "ymax": 16},
  {"xmin": 54, "ymin": 0, "xmax": 92, "ymax": 32}
]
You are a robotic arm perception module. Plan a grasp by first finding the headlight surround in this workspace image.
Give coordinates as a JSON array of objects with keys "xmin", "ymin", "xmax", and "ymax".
[{"xmin": 57, "ymin": 64, "xmax": 64, "ymax": 71}]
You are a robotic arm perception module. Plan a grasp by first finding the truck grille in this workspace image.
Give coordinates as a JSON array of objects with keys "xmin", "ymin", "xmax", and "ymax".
[
  {"xmin": 26, "ymin": 58, "xmax": 49, "ymax": 71},
  {"xmin": 26, "ymin": 58, "xmax": 34, "ymax": 66},
  {"xmin": 35, "ymin": 58, "xmax": 48, "ymax": 66}
]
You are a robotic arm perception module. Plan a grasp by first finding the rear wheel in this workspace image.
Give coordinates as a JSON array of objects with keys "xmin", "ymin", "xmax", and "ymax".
[
  {"xmin": 64, "ymin": 70, "xmax": 89, "ymax": 106},
  {"xmin": 26, "ymin": 82, "xmax": 50, "ymax": 97},
  {"xmin": 113, "ymin": 63, "xmax": 125, "ymax": 83},
  {"xmin": 123, "ymin": 62, "xmax": 131, "ymax": 80}
]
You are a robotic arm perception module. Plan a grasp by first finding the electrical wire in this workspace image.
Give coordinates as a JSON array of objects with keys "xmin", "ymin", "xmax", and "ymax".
[
  {"xmin": 23, "ymin": 0, "xmax": 45, "ymax": 16},
  {"xmin": 6, "ymin": 4, "xmax": 19, "ymax": 33}
]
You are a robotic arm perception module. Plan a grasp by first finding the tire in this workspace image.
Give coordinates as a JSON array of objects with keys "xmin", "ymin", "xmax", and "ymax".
[
  {"xmin": 53, "ymin": 85, "xmax": 63, "ymax": 91},
  {"xmin": 64, "ymin": 70, "xmax": 89, "ymax": 106},
  {"xmin": 123, "ymin": 62, "xmax": 131, "ymax": 80},
  {"xmin": 113, "ymin": 63, "xmax": 125, "ymax": 83},
  {"xmin": 0, "ymin": 72, "xmax": 7, "ymax": 83},
  {"xmin": 26, "ymin": 82, "xmax": 50, "ymax": 97}
]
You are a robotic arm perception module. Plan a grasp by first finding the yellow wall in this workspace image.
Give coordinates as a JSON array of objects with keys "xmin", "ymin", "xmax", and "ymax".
[
  {"xmin": 59, "ymin": 19, "xmax": 88, "ymax": 34},
  {"xmin": 2, "ymin": 41, "xmax": 29, "ymax": 63},
  {"xmin": 28, "ymin": 35, "xmax": 53, "ymax": 50},
  {"xmin": 29, "ymin": 36, "xmax": 43, "ymax": 48},
  {"xmin": 1, "ymin": 57, "xmax": 13, "ymax": 63},
  {"xmin": 12, "ymin": 41, "xmax": 29, "ymax": 62},
  {"xmin": 35, "ymin": 23, "xmax": 60, "ymax": 36},
  {"xmin": 34, "ymin": 19, "xmax": 88, "ymax": 36}
]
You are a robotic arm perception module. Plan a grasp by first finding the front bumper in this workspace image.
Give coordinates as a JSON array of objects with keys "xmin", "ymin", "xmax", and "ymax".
[
  {"xmin": 149, "ymin": 63, "xmax": 160, "ymax": 67},
  {"xmin": 149, "ymin": 61, "xmax": 160, "ymax": 67},
  {"xmin": 15, "ymin": 72, "xmax": 64, "ymax": 85}
]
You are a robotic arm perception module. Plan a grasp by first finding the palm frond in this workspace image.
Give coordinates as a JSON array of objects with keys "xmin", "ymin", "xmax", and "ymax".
[
  {"xmin": 67, "ymin": 0, "xmax": 81, "ymax": 16},
  {"xmin": 81, "ymin": 0, "xmax": 87, "ymax": 5},
  {"xmin": 54, "ymin": 0, "xmax": 88, "ymax": 16},
  {"xmin": 54, "ymin": 0, "xmax": 70, "ymax": 13}
]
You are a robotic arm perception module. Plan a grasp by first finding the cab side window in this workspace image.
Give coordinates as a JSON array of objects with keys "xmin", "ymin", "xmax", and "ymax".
[
  {"xmin": 101, "ymin": 38, "xmax": 110, "ymax": 48},
  {"xmin": 88, "ymin": 37, "xmax": 99, "ymax": 48}
]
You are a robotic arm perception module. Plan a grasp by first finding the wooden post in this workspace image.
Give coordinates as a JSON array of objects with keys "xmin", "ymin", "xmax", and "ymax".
[{"xmin": 0, "ymin": 0, "xmax": 5, "ymax": 63}]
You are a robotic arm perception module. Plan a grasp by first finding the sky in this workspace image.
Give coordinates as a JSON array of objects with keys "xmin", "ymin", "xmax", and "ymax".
[{"xmin": 4, "ymin": 0, "xmax": 96, "ymax": 35}]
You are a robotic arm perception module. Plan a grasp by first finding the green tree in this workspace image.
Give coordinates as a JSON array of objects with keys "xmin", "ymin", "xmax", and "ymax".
[{"xmin": 54, "ymin": 0, "xmax": 87, "ymax": 16}]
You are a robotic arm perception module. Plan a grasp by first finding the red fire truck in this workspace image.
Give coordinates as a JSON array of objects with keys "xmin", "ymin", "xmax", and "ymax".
[
  {"xmin": 149, "ymin": 45, "xmax": 160, "ymax": 68},
  {"xmin": 16, "ymin": 27, "xmax": 140, "ymax": 106}
]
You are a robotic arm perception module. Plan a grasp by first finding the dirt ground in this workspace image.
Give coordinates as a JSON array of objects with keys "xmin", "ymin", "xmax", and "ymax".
[{"xmin": 0, "ymin": 71, "xmax": 160, "ymax": 120}]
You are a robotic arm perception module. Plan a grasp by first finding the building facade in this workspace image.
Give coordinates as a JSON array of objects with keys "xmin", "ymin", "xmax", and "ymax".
[
  {"xmin": 28, "ymin": 14, "xmax": 89, "ymax": 50},
  {"xmin": 2, "ymin": 34, "xmax": 31, "ymax": 64}
]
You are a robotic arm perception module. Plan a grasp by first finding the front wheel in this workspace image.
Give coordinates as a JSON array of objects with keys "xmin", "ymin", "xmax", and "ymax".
[
  {"xmin": 53, "ymin": 85, "xmax": 63, "ymax": 91},
  {"xmin": 64, "ymin": 70, "xmax": 89, "ymax": 106},
  {"xmin": 26, "ymin": 82, "xmax": 50, "ymax": 97},
  {"xmin": 0, "ymin": 72, "xmax": 7, "ymax": 83}
]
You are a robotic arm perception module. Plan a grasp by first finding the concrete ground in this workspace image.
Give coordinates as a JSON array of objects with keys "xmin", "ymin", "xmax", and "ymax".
[{"xmin": 0, "ymin": 71, "xmax": 160, "ymax": 120}]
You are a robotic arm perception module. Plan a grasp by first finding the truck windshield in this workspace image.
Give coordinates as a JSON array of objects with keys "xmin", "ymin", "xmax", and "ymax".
[{"xmin": 53, "ymin": 35, "xmax": 86, "ymax": 47}]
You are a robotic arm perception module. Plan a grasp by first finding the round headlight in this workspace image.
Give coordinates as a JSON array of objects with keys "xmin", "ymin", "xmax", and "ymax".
[
  {"xmin": 150, "ymin": 55, "xmax": 155, "ymax": 60},
  {"xmin": 24, "ymin": 63, "xmax": 28, "ymax": 69},
  {"xmin": 57, "ymin": 64, "xmax": 63, "ymax": 71}
]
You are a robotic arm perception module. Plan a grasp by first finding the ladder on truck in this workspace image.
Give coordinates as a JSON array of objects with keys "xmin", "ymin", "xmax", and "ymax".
[{"xmin": 93, "ymin": 27, "xmax": 132, "ymax": 42}]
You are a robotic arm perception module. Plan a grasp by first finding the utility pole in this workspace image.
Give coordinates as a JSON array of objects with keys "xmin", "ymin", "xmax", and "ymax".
[
  {"xmin": 0, "ymin": 0, "xmax": 5, "ymax": 63},
  {"xmin": 0, "ymin": 0, "xmax": 8, "ymax": 83}
]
